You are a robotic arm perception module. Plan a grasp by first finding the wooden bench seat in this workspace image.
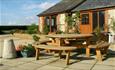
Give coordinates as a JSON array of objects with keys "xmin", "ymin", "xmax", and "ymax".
[
  {"xmin": 88, "ymin": 41, "xmax": 110, "ymax": 61},
  {"xmin": 34, "ymin": 39, "xmax": 51, "ymax": 45},
  {"xmin": 33, "ymin": 45, "xmax": 77, "ymax": 65}
]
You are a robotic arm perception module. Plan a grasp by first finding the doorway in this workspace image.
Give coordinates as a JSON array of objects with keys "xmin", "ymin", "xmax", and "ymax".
[
  {"xmin": 45, "ymin": 15, "xmax": 57, "ymax": 33},
  {"xmin": 92, "ymin": 10, "xmax": 105, "ymax": 31}
]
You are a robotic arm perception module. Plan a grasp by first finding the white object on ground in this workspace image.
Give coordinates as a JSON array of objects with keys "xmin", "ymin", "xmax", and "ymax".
[
  {"xmin": 0, "ymin": 39, "xmax": 4, "ymax": 58},
  {"xmin": 2, "ymin": 39, "xmax": 17, "ymax": 59},
  {"xmin": 109, "ymin": 34, "xmax": 114, "ymax": 43}
]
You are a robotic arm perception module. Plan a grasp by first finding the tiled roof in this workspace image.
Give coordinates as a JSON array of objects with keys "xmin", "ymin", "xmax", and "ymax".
[
  {"xmin": 37, "ymin": 0, "xmax": 85, "ymax": 16},
  {"xmin": 37, "ymin": 0, "xmax": 115, "ymax": 16},
  {"xmin": 72, "ymin": 0, "xmax": 115, "ymax": 11}
]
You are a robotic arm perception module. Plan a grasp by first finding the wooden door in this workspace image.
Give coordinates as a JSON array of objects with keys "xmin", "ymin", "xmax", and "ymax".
[{"xmin": 79, "ymin": 12, "xmax": 92, "ymax": 34}]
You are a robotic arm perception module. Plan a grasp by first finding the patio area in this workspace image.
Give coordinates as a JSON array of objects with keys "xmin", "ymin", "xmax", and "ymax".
[
  {"xmin": 0, "ymin": 51, "xmax": 115, "ymax": 70},
  {"xmin": 0, "ymin": 34, "xmax": 115, "ymax": 70}
]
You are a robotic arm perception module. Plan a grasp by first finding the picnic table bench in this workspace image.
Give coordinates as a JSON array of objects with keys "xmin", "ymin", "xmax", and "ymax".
[
  {"xmin": 34, "ymin": 39, "xmax": 51, "ymax": 45},
  {"xmin": 33, "ymin": 45, "xmax": 77, "ymax": 65},
  {"xmin": 88, "ymin": 41, "xmax": 110, "ymax": 61}
]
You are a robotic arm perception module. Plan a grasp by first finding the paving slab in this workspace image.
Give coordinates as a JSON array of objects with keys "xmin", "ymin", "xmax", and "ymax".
[
  {"xmin": 16, "ymin": 63, "xmax": 41, "ymax": 70},
  {"xmin": 16, "ymin": 57, "xmax": 35, "ymax": 62},
  {"xmin": 92, "ymin": 64, "xmax": 115, "ymax": 70},
  {"xmin": 49, "ymin": 59, "xmax": 79, "ymax": 68},
  {"xmin": 96, "ymin": 60, "xmax": 115, "ymax": 66},
  {"xmin": 64, "ymin": 68, "xmax": 76, "ymax": 70},
  {"xmin": 0, "ymin": 52, "xmax": 114, "ymax": 70},
  {"xmin": 0, "ymin": 65, "xmax": 11, "ymax": 70},
  {"xmin": 2, "ymin": 60, "xmax": 25, "ymax": 67},
  {"xmin": 32, "ymin": 57, "xmax": 58, "ymax": 65},
  {"xmin": 36, "ymin": 65, "xmax": 64, "ymax": 70},
  {"xmin": 8, "ymin": 67, "xmax": 28, "ymax": 70},
  {"xmin": 68, "ymin": 63, "xmax": 93, "ymax": 70}
]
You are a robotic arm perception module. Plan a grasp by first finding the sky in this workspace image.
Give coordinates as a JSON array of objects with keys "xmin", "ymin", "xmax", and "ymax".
[{"xmin": 0, "ymin": 0, "xmax": 60, "ymax": 26}]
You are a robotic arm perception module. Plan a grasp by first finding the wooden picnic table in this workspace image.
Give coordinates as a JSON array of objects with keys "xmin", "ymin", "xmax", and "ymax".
[
  {"xmin": 46, "ymin": 34, "xmax": 93, "ymax": 57},
  {"xmin": 46, "ymin": 34, "xmax": 93, "ymax": 45}
]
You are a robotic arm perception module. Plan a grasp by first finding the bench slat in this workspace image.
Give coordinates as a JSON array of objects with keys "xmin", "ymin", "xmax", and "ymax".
[
  {"xmin": 34, "ymin": 45, "xmax": 77, "ymax": 51},
  {"xmin": 88, "ymin": 41, "xmax": 110, "ymax": 49},
  {"xmin": 34, "ymin": 39, "xmax": 51, "ymax": 45},
  {"xmin": 34, "ymin": 45, "xmax": 77, "ymax": 65}
]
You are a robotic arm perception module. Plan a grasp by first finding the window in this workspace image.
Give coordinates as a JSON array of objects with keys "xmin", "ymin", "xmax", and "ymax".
[
  {"xmin": 45, "ymin": 16, "xmax": 50, "ymax": 25},
  {"xmin": 92, "ymin": 10, "xmax": 105, "ymax": 31},
  {"xmin": 81, "ymin": 13, "xmax": 89, "ymax": 24}
]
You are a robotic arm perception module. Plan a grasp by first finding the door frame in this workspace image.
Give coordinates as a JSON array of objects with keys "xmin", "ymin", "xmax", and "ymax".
[{"xmin": 80, "ymin": 9, "xmax": 108, "ymax": 33}]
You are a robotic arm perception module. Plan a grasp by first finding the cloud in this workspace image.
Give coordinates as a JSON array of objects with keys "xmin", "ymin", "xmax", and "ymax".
[
  {"xmin": 6, "ymin": 16, "xmax": 38, "ymax": 26},
  {"xmin": 23, "ymin": 2, "xmax": 55, "ymax": 10},
  {"xmin": 39, "ymin": 2, "xmax": 55, "ymax": 9},
  {"xmin": 25, "ymin": 16, "xmax": 38, "ymax": 24}
]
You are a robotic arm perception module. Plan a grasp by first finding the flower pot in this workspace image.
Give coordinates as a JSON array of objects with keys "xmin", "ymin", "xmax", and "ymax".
[{"xmin": 21, "ymin": 50, "xmax": 35, "ymax": 57}]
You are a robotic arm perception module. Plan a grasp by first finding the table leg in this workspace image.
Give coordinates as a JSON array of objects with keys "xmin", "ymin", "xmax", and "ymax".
[
  {"xmin": 96, "ymin": 49, "xmax": 102, "ymax": 62},
  {"xmin": 59, "ymin": 51, "xmax": 62, "ymax": 59},
  {"xmin": 86, "ymin": 38, "xmax": 91, "ymax": 57},
  {"xmin": 55, "ymin": 38, "xmax": 61, "ymax": 46},
  {"xmin": 36, "ymin": 48, "xmax": 40, "ymax": 60},
  {"xmin": 66, "ymin": 51, "xmax": 70, "ymax": 65},
  {"xmin": 86, "ymin": 47, "xmax": 90, "ymax": 57}
]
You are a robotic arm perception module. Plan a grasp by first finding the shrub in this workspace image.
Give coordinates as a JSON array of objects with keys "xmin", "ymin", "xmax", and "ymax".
[
  {"xmin": 32, "ymin": 35, "xmax": 40, "ymax": 41},
  {"xmin": 43, "ymin": 24, "xmax": 49, "ymax": 34},
  {"xmin": 56, "ymin": 30, "xmax": 64, "ymax": 34},
  {"xmin": 26, "ymin": 24, "xmax": 38, "ymax": 34}
]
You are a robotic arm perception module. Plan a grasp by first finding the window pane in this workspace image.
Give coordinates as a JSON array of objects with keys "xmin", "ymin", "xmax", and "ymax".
[
  {"xmin": 45, "ymin": 17, "xmax": 50, "ymax": 25},
  {"xmin": 99, "ymin": 11, "xmax": 105, "ymax": 31},
  {"xmin": 93, "ymin": 11, "xmax": 98, "ymax": 30},
  {"xmin": 81, "ymin": 14, "xmax": 89, "ymax": 24}
]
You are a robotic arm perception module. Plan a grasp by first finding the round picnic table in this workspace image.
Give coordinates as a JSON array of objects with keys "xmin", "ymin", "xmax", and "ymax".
[{"xmin": 46, "ymin": 34, "xmax": 93, "ymax": 57}]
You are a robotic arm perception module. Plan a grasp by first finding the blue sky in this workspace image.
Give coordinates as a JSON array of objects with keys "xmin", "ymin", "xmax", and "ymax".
[{"xmin": 0, "ymin": 0, "xmax": 60, "ymax": 26}]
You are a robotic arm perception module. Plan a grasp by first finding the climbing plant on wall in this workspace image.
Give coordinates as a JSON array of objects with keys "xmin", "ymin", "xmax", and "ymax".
[{"xmin": 65, "ymin": 11, "xmax": 80, "ymax": 33}]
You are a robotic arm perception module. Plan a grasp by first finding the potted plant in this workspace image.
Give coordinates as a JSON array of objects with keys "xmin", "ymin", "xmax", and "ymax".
[
  {"xmin": 21, "ymin": 44, "xmax": 35, "ymax": 57},
  {"xmin": 15, "ymin": 45, "xmax": 25, "ymax": 57},
  {"xmin": 33, "ymin": 35, "xmax": 40, "ymax": 41}
]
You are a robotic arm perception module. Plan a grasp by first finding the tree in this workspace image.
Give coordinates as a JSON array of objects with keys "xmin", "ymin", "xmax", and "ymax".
[{"xmin": 26, "ymin": 24, "xmax": 38, "ymax": 34}]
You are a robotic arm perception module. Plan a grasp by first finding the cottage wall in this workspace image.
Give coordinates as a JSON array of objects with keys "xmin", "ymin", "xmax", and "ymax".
[
  {"xmin": 107, "ymin": 9, "xmax": 115, "ymax": 43},
  {"xmin": 108, "ymin": 9, "xmax": 115, "ymax": 35},
  {"xmin": 39, "ymin": 17, "xmax": 44, "ymax": 33},
  {"xmin": 58, "ymin": 13, "xmax": 66, "ymax": 32}
]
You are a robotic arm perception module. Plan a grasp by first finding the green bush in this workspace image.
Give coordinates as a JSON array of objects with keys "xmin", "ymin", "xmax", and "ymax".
[
  {"xmin": 32, "ymin": 35, "xmax": 40, "ymax": 41},
  {"xmin": 56, "ymin": 30, "xmax": 64, "ymax": 34},
  {"xmin": 26, "ymin": 24, "xmax": 38, "ymax": 34},
  {"xmin": 23, "ymin": 44, "xmax": 35, "ymax": 51},
  {"xmin": 43, "ymin": 24, "xmax": 49, "ymax": 34}
]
